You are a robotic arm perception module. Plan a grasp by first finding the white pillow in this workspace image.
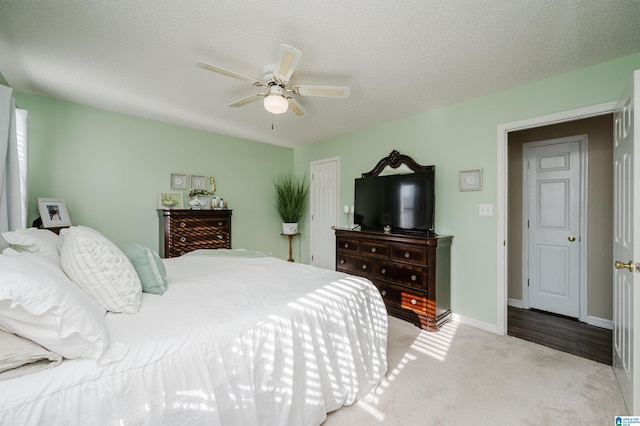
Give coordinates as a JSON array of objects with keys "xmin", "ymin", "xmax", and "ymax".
[
  {"xmin": 1, "ymin": 228, "xmax": 61, "ymax": 265},
  {"xmin": 0, "ymin": 253, "xmax": 109, "ymax": 359},
  {"xmin": 60, "ymin": 226, "xmax": 142, "ymax": 314}
]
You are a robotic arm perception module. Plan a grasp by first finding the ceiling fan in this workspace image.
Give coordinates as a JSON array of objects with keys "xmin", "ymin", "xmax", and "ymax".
[{"xmin": 196, "ymin": 44, "xmax": 351, "ymax": 117}]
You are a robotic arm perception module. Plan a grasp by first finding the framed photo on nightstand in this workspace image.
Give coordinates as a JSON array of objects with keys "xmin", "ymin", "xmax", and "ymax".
[{"xmin": 37, "ymin": 198, "xmax": 72, "ymax": 228}]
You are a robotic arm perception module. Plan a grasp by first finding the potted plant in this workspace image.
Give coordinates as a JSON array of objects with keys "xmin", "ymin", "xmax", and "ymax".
[{"xmin": 273, "ymin": 173, "xmax": 309, "ymax": 235}]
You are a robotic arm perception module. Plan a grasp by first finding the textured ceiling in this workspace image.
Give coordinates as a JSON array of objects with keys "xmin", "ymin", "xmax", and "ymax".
[{"xmin": 1, "ymin": 1, "xmax": 639, "ymax": 148}]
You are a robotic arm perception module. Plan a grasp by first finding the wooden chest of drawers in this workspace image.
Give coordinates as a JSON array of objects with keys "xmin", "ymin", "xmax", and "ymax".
[
  {"xmin": 335, "ymin": 229, "xmax": 452, "ymax": 331},
  {"xmin": 158, "ymin": 209, "xmax": 232, "ymax": 258}
]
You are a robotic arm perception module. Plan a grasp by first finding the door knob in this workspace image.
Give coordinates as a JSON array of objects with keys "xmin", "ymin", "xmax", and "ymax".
[
  {"xmin": 568, "ymin": 236, "xmax": 576, "ymax": 242},
  {"xmin": 615, "ymin": 260, "xmax": 634, "ymax": 272}
]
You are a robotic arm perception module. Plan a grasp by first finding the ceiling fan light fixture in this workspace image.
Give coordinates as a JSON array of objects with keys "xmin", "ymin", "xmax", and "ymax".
[
  {"xmin": 264, "ymin": 94, "xmax": 288, "ymax": 114},
  {"xmin": 263, "ymin": 86, "xmax": 289, "ymax": 114}
]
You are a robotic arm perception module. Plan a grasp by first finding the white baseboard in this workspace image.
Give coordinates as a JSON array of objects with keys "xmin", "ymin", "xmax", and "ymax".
[
  {"xmin": 507, "ymin": 298, "xmax": 524, "ymax": 309},
  {"xmin": 451, "ymin": 313, "xmax": 500, "ymax": 335},
  {"xmin": 506, "ymin": 299, "xmax": 612, "ymax": 330},
  {"xmin": 454, "ymin": 304, "xmax": 613, "ymax": 334},
  {"xmin": 587, "ymin": 315, "xmax": 613, "ymax": 330}
]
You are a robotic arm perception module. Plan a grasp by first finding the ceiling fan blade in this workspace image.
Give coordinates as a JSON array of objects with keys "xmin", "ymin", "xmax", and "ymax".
[
  {"xmin": 196, "ymin": 61, "xmax": 264, "ymax": 86},
  {"xmin": 227, "ymin": 93, "xmax": 264, "ymax": 107},
  {"xmin": 273, "ymin": 44, "xmax": 302, "ymax": 83},
  {"xmin": 294, "ymin": 85, "xmax": 351, "ymax": 98},
  {"xmin": 287, "ymin": 97, "xmax": 306, "ymax": 117}
]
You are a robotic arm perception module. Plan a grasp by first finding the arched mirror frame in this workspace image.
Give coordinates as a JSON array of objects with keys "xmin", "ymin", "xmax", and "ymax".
[{"xmin": 362, "ymin": 150, "xmax": 434, "ymax": 177}]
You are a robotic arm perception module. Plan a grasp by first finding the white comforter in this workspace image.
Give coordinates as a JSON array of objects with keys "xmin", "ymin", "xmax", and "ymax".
[{"xmin": 0, "ymin": 250, "xmax": 388, "ymax": 425}]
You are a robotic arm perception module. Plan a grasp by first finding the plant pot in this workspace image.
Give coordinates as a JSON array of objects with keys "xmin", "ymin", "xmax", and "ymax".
[{"xmin": 282, "ymin": 222, "xmax": 298, "ymax": 235}]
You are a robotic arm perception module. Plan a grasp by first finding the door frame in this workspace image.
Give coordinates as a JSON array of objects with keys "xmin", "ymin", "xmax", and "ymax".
[
  {"xmin": 496, "ymin": 101, "xmax": 617, "ymax": 334},
  {"xmin": 520, "ymin": 135, "xmax": 588, "ymax": 321}
]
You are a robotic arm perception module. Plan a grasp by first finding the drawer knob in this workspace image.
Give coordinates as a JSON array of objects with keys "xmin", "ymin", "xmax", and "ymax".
[
  {"xmin": 371, "ymin": 247, "xmax": 377, "ymax": 253},
  {"xmin": 381, "ymin": 290, "xmax": 387, "ymax": 296},
  {"xmin": 411, "ymin": 299, "xmax": 417, "ymax": 305},
  {"xmin": 217, "ymin": 235, "xmax": 223, "ymax": 239},
  {"xmin": 218, "ymin": 221, "xmax": 223, "ymax": 226},
  {"xmin": 362, "ymin": 264, "xmax": 367, "ymax": 270},
  {"xmin": 180, "ymin": 237, "xmax": 186, "ymax": 243},
  {"xmin": 340, "ymin": 259, "xmax": 345, "ymax": 265},
  {"xmin": 404, "ymin": 252, "xmax": 411, "ymax": 259},
  {"xmin": 180, "ymin": 222, "xmax": 186, "ymax": 228},
  {"xmin": 381, "ymin": 268, "xmax": 386, "ymax": 274},
  {"xmin": 344, "ymin": 243, "xmax": 349, "ymax": 249},
  {"xmin": 411, "ymin": 274, "xmax": 417, "ymax": 281},
  {"xmin": 180, "ymin": 251, "xmax": 186, "ymax": 256}
]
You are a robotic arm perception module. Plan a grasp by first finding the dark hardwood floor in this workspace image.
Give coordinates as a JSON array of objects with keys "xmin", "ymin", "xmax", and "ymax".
[{"xmin": 507, "ymin": 306, "xmax": 612, "ymax": 365}]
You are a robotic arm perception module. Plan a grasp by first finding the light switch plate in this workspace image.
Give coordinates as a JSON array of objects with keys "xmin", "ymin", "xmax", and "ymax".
[{"xmin": 479, "ymin": 204, "xmax": 493, "ymax": 216}]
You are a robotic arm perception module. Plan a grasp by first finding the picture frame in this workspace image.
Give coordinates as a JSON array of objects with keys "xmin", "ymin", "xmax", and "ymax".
[
  {"xmin": 158, "ymin": 192, "xmax": 184, "ymax": 209},
  {"xmin": 170, "ymin": 173, "xmax": 188, "ymax": 190},
  {"xmin": 190, "ymin": 175, "xmax": 207, "ymax": 190},
  {"xmin": 459, "ymin": 169, "xmax": 483, "ymax": 191},
  {"xmin": 198, "ymin": 195, "xmax": 212, "ymax": 210},
  {"xmin": 37, "ymin": 198, "xmax": 72, "ymax": 228}
]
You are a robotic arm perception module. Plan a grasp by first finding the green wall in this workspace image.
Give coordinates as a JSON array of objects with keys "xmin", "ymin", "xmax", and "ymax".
[
  {"xmin": 15, "ymin": 94, "xmax": 294, "ymax": 259},
  {"xmin": 14, "ymin": 51, "xmax": 640, "ymax": 328},
  {"xmin": 296, "ymin": 52, "xmax": 640, "ymax": 326}
]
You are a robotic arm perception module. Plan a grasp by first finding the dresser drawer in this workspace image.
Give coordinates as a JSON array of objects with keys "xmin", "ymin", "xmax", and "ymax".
[
  {"xmin": 375, "ymin": 281, "xmax": 429, "ymax": 316},
  {"xmin": 378, "ymin": 261, "xmax": 427, "ymax": 290},
  {"xmin": 168, "ymin": 238, "xmax": 229, "ymax": 257},
  {"xmin": 390, "ymin": 245, "xmax": 427, "ymax": 265},
  {"xmin": 336, "ymin": 237, "xmax": 360, "ymax": 253},
  {"xmin": 336, "ymin": 253, "xmax": 375, "ymax": 278},
  {"xmin": 170, "ymin": 216, "xmax": 229, "ymax": 232},
  {"xmin": 169, "ymin": 231, "xmax": 229, "ymax": 248},
  {"xmin": 361, "ymin": 241, "xmax": 390, "ymax": 258}
]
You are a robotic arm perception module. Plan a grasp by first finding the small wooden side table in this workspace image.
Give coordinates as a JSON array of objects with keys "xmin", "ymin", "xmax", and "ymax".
[{"xmin": 281, "ymin": 232, "xmax": 300, "ymax": 262}]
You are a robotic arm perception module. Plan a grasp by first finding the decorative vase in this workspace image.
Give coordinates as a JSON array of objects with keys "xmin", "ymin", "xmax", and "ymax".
[{"xmin": 282, "ymin": 222, "xmax": 298, "ymax": 235}]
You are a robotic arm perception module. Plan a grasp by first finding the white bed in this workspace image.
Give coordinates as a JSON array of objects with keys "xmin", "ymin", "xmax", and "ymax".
[{"xmin": 0, "ymin": 246, "xmax": 388, "ymax": 425}]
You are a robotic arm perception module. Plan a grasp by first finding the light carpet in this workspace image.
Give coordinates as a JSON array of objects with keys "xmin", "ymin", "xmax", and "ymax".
[{"xmin": 324, "ymin": 315, "xmax": 627, "ymax": 425}]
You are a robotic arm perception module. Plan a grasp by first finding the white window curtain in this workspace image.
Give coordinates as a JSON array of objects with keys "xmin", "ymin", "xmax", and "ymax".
[{"xmin": 0, "ymin": 84, "xmax": 28, "ymax": 247}]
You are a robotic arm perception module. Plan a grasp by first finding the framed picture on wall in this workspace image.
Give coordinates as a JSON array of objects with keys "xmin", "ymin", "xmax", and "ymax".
[
  {"xmin": 37, "ymin": 198, "xmax": 72, "ymax": 228},
  {"xmin": 190, "ymin": 175, "xmax": 207, "ymax": 190},
  {"xmin": 191, "ymin": 175, "xmax": 207, "ymax": 189},
  {"xmin": 459, "ymin": 169, "xmax": 483, "ymax": 191},
  {"xmin": 158, "ymin": 192, "xmax": 184, "ymax": 209},
  {"xmin": 170, "ymin": 173, "xmax": 188, "ymax": 190}
]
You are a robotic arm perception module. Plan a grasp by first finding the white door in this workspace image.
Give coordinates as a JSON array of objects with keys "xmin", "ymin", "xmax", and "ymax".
[
  {"xmin": 613, "ymin": 69, "xmax": 639, "ymax": 414},
  {"xmin": 525, "ymin": 138, "xmax": 583, "ymax": 318},
  {"xmin": 310, "ymin": 157, "xmax": 339, "ymax": 270}
]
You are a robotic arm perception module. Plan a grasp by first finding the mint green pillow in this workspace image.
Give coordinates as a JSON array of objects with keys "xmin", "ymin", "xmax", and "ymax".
[{"xmin": 122, "ymin": 243, "xmax": 167, "ymax": 295}]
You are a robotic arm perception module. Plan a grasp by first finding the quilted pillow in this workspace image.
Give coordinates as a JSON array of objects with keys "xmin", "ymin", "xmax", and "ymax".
[
  {"xmin": 0, "ymin": 253, "xmax": 109, "ymax": 359},
  {"xmin": 60, "ymin": 226, "xmax": 142, "ymax": 314},
  {"xmin": 121, "ymin": 243, "xmax": 167, "ymax": 295},
  {"xmin": 1, "ymin": 228, "xmax": 61, "ymax": 266}
]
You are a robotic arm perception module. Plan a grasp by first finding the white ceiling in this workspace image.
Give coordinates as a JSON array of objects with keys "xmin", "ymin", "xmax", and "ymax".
[{"xmin": 1, "ymin": 1, "xmax": 639, "ymax": 148}]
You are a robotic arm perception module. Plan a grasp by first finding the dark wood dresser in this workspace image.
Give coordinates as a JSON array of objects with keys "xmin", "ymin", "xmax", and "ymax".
[
  {"xmin": 158, "ymin": 209, "xmax": 232, "ymax": 258},
  {"xmin": 335, "ymin": 229, "xmax": 452, "ymax": 331}
]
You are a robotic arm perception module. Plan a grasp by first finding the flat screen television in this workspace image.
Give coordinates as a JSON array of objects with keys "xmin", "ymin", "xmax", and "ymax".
[{"xmin": 354, "ymin": 170, "xmax": 435, "ymax": 236}]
